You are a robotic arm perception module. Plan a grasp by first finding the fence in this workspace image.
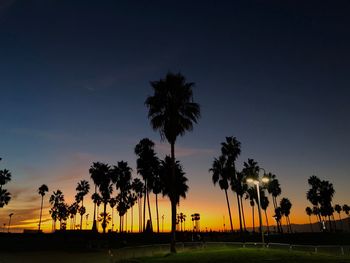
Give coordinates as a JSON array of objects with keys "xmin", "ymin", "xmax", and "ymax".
[{"xmin": 109, "ymin": 242, "xmax": 350, "ymax": 262}]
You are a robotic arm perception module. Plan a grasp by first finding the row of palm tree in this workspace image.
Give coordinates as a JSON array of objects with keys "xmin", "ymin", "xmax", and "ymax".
[
  {"xmin": 305, "ymin": 203, "xmax": 350, "ymax": 232},
  {"xmin": 210, "ymin": 137, "xmax": 293, "ymax": 234}
]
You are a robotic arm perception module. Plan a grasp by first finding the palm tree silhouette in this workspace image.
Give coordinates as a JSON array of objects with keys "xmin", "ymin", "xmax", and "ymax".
[
  {"xmin": 342, "ymin": 205, "xmax": 350, "ymax": 230},
  {"xmin": 134, "ymin": 138, "xmax": 159, "ymax": 232},
  {"xmin": 266, "ymin": 174, "xmax": 282, "ymax": 232},
  {"xmin": 89, "ymin": 162, "xmax": 110, "ymax": 231},
  {"xmin": 221, "ymin": 137, "xmax": 243, "ymax": 234},
  {"xmin": 109, "ymin": 197, "xmax": 117, "ymax": 231},
  {"xmin": 153, "ymin": 173, "xmax": 162, "ymax": 233},
  {"xmin": 159, "ymin": 156, "xmax": 189, "ymax": 209},
  {"xmin": 131, "ymin": 178, "xmax": 144, "ymax": 232},
  {"xmin": 210, "ymin": 155, "xmax": 234, "ymax": 232},
  {"xmin": 76, "ymin": 180, "xmax": 90, "ymax": 230},
  {"xmin": 235, "ymin": 171, "xmax": 248, "ymax": 232},
  {"xmin": 91, "ymin": 193, "xmax": 102, "ymax": 231},
  {"xmin": 68, "ymin": 202, "xmax": 79, "ymax": 230},
  {"xmin": 0, "ymin": 169, "xmax": 12, "ymax": 208},
  {"xmin": 334, "ymin": 204, "xmax": 343, "ymax": 231},
  {"xmin": 145, "ymin": 72, "xmax": 200, "ymax": 253},
  {"xmin": 49, "ymin": 190, "xmax": 66, "ymax": 230},
  {"xmin": 280, "ymin": 198, "xmax": 292, "ymax": 233},
  {"xmin": 246, "ymin": 188, "xmax": 256, "ymax": 233},
  {"xmin": 98, "ymin": 212, "xmax": 112, "ymax": 230},
  {"xmin": 97, "ymin": 166, "xmax": 113, "ymax": 234},
  {"xmin": 305, "ymin": 207, "xmax": 313, "ymax": 232},
  {"xmin": 38, "ymin": 184, "xmax": 49, "ymax": 232},
  {"xmin": 260, "ymin": 195, "xmax": 270, "ymax": 234},
  {"xmin": 112, "ymin": 161, "xmax": 133, "ymax": 233}
]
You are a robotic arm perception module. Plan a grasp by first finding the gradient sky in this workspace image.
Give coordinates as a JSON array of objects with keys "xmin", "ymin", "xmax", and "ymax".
[{"xmin": 0, "ymin": 0, "xmax": 349, "ymax": 232}]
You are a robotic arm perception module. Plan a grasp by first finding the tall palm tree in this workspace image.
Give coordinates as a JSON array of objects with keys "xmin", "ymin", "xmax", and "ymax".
[
  {"xmin": 68, "ymin": 202, "xmax": 79, "ymax": 230},
  {"xmin": 342, "ymin": 204, "xmax": 350, "ymax": 230},
  {"xmin": 91, "ymin": 193, "xmax": 102, "ymax": 230},
  {"xmin": 236, "ymin": 171, "xmax": 248, "ymax": 231},
  {"xmin": 76, "ymin": 180, "xmax": 90, "ymax": 230},
  {"xmin": 134, "ymin": 138, "xmax": 159, "ymax": 232},
  {"xmin": 280, "ymin": 198, "xmax": 292, "ymax": 233},
  {"xmin": 49, "ymin": 190, "xmax": 65, "ymax": 231},
  {"xmin": 153, "ymin": 173, "xmax": 162, "ymax": 233},
  {"xmin": 246, "ymin": 188, "xmax": 256, "ymax": 232},
  {"xmin": 111, "ymin": 161, "xmax": 133, "ymax": 232},
  {"xmin": 145, "ymin": 72, "xmax": 200, "ymax": 253},
  {"xmin": 89, "ymin": 162, "xmax": 110, "ymax": 231},
  {"xmin": 210, "ymin": 155, "xmax": 234, "ymax": 232},
  {"xmin": 0, "ymin": 169, "xmax": 12, "ymax": 208},
  {"xmin": 38, "ymin": 184, "xmax": 49, "ymax": 232},
  {"xmin": 97, "ymin": 169, "xmax": 113, "ymax": 234},
  {"xmin": 221, "ymin": 137, "xmax": 243, "ymax": 234},
  {"xmin": 260, "ymin": 195, "xmax": 270, "ymax": 234},
  {"xmin": 132, "ymin": 178, "xmax": 144, "ymax": 232},
  {"xmin": 305, "ymin": 207, "xmax": 313, "ymax": 232},
  {"xmin": 109, "ymin": 197, "xmax": 117, "ymax": 231}
]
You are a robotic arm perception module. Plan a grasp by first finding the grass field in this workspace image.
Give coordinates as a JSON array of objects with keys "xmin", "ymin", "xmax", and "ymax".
[
  {"xmin": 1, "ymin": 247, "xmax": 350, "ymax": 263},
  {"xmin": 135, "ymin": 248, "xmax": 350, "ymax": 263}
]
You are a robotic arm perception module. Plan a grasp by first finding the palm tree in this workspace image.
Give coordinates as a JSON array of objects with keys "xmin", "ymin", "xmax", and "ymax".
[
  {"xmin": 145, "ymin": 72, "xmax": 200, "ymax": 253},
  {"xmin": 68, "ymin": 202, "xmax": 79, "ymax": 230},
  {"xmin": 111, "ymin": 161, "xmax": 133, "ymax": 232},
  {"xmin": 159, "ymin": 156, "xmax": 189, "ymax": 208},
  {"xmin": 153, "ymin": 174, "xmax": 162, "ymax": 233},
  {"xmin": 246, "ymin": 188, "xmax": 256, "ymax": 232},
  {"xmin": 98, "ymin": 212, "xmax": 112, "ymax": 230},
  {"xmin": 334, "ymin": 204, "xmax": 343, "ymax": 231},
  {"xmin": 305, "ymin": 207, "xmax": 313, "ymax": 232},
  {"xmin": 49, "ymin": 190, "xmax": 65, "ymax": 231},
  {"xmin": 0, "ymin": 169, "xmax": 12, "ymax": 208},
  {"xmin": 76, "ymin": 180, "xmax": 90, "ymax": 230},
  {"xmin": 134, "ymin": 138, "xmax": 159, "ymax": 232},
  {"xmin": 210, "ymin": 155, "xmax": 234, "ymax": 232},
  {"xmin": 260, "ymin": 195, "xmax": 270, "ymax": 234},
  {"xmin": 89, "ymin": 162, "xmax": 110, "ymax": 231},
  {"xmin": 109, "ymin": 197, "xmax": 117, "ymax": 231},
  {"xmin": 91, "ymin": 193, "xmax": 102, "ymax": 230},
  {"xmin": 132, "ymin": 178, "xmax": 144, "ymax": 232},
  {"xmin": 343, "ymin": 204, "xmax": 350, "ymax": 230},
  {"xmin": 221, "ymin": 136, "xmax": 243, "ymax": 234},
  {"xmin": 266, "ymin": 175, "xmax": 282, "ymax": 232},
  {"xmin": 97, "ymin": 170, "xmax": 113, "ymax": 234},
  {"xmin": 280, "ymin": 198, "xmax": 292, "ymax": 233},
  {"xmin": 38, "ymin": 184, "xmax": 49, "ymax": 232},
  {"xmin": 236, "ymin": 171, "xmax": 248, "ymax": 231}
]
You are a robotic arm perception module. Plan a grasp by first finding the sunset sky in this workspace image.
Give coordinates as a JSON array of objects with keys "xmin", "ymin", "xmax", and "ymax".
[{"xmin": 0, "ymin": 1, "xmax": 349, "ymax": 232}]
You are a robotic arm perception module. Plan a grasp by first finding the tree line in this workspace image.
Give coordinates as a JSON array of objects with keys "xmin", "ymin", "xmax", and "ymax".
[{"xmin": 210, "ymin": 137, "xmax": 292, "ymax": 235}]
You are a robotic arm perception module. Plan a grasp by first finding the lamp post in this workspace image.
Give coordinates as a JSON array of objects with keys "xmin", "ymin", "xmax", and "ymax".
[{"xmin": 246, "ymin": 168, "xmax": 269, "ymax": 246}]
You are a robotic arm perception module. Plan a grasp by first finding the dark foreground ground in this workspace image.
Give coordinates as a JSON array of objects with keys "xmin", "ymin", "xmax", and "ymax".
[
  {"xmin": 0, "ymin": 231, "xmax": 349, "ymax": 251},
  {"xmin": 1, "ymin": 247, "xmax": 350, "ymax": 263}
]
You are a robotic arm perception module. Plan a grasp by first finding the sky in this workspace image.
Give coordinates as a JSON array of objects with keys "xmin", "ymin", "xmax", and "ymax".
[{"xmin": 0, "ymin": 0, "xmax": 349, "ymax": 232}]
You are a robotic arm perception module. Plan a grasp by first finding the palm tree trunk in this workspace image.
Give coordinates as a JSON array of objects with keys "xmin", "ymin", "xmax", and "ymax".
[
  {"xmin": 126, "ymin": 210, "xmax": 128, "ymax": 232},
  {"xmin": 309, "ymin": 216, "xmax": 313, "ymax": 232},
  {"xmin": 143, "ymin": 180, "xmax": 147, "ymax": 232},
  {"xmin": 138, "ymin": 197, "xmax": 142, "ymax": 232},
  {"xmin": 80, "ymin": 198, "xmax": 84, "ymax": 230},
  {"xmin": 156, "ymin": 193, "xmax": 160, "ymax": 233},
  {"xmin": 92, "ymin": 185, "xmax": 97, "ymax": 231},
  {"xmin": 224, "ymin": 189, "xmax": 234, "ymax": 232},
  {"xmin": 236, "ymin": 193, "xmax": 243, "ymax": 234},
  {"xmin": 170, "ymin": 142, "xmax": 177, "ymax": 253},
  {"xmin": 240, "ymin": 196, "xmax": 246, "ymax": 231},
  {"xmin": 38, "ymin": 196, "xmax": 44, "ymax": 232},
  {"xmin": 111, "ymin": 207, "xmax": 114, "ymax": 231},
  {"xmin": 103, "ymin": 202, "xmax": 107, "ymax": 233},
  {"xmin": 252, "ymin": 205, "xmax": 255, "ymax": 233},
  {"xmin": 264, "ymin": 210, "xmax": 269, "ymax": 234},
  {"xmin": 147, "ymin": 188, "xmax": 153, "ymax": 231},
  {"xmin": 119, "ymin": 214, "xmax": 122, "ymax": 233},
  {"xmin": 131, "ymin": 206, "xmax": 133, "ymax": 233}
]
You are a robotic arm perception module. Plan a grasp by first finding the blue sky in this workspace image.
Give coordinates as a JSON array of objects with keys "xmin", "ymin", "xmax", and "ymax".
[{"xmin": 0, "ymin": 0, "xmax": 349, "ymax": 229}]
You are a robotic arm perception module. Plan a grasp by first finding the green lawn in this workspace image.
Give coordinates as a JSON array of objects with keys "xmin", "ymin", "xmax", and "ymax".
[
  {"xmin": 1, "ymin": 247, "xmax": 349, "ymax": 263},
  {"xmin": 133, "ymin": 248, "xmax": 350, "ymax": 263}
]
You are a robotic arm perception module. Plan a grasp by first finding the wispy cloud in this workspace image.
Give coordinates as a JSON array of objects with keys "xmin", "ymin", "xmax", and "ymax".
[{"xmin": 155, "ymin": 143, "xmax": 214, "ymax": 158}]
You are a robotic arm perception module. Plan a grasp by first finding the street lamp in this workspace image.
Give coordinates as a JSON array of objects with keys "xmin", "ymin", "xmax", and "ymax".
[{"xmin": 246, "ymin": 168, "xmax": 269, "ymax": 246}]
